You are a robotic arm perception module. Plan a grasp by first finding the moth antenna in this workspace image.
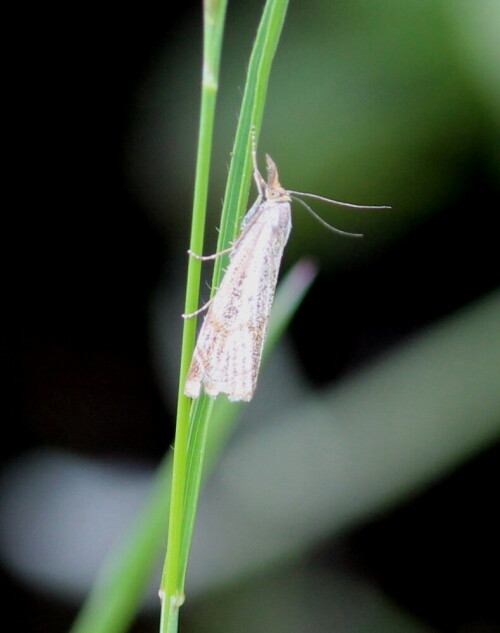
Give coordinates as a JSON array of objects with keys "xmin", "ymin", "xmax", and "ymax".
[
  {"xmin": 291, "ymin": 195, "xmax": 363, "ymax": 238},
  {"xmin": 288, "ymin": 190, "xmax": 391, "ymax": 210}
]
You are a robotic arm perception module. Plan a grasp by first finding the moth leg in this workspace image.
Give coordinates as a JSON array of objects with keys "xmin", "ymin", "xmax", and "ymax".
[
  {"xmin": 182, "ymin": 296, "xmax": 214, "ymax": 319},
  {"xmin": 250, "ymin": 126, "xmax": 266, "ymax": 196},
  {"xmin": 187, "ymin": 245, "xmax": 233, "ymax": 260}
]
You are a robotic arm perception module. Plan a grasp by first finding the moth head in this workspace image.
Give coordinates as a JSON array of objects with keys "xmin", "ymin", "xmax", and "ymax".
[{"xmin": 265, "ymin": 154, "xmax": 291, "ymax": 202}]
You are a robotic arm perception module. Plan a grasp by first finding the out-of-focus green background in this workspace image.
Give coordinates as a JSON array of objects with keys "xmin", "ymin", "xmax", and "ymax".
[{"xmin": 3, "ymin": 1, "xmax": 499, "ymax": 632}]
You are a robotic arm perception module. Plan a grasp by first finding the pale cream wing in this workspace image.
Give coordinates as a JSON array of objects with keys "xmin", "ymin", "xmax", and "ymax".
[{"xmin": 185, "ymin": 201, "xmax": 291, "ymax": 401}]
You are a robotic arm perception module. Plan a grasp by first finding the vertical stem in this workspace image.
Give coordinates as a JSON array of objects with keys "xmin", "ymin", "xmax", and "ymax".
[
  {"xmin": 161, "ymin": 0, "xmax": 290, "ymax": 630},
  {"xmin": 159, "ymin": 1, "xmax": 228, "ymax": 631},
  {"xmin": 173, "ymin": 0, "xmax": 292, "ymax": 600}
]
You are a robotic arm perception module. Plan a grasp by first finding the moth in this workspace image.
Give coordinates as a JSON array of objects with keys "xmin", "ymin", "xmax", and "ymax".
[{"xmin": 184, "ymin": 140, "xmax": 388, "ymax": 402}]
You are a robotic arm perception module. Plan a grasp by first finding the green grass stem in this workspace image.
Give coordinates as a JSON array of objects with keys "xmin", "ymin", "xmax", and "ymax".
[
  {"xmin": 172, "ymin": 0, "xmax": 291, "ymax": 606},
  {"xmin": 160, "ymin": 1, "xmax": 229, "ymax": 630}
]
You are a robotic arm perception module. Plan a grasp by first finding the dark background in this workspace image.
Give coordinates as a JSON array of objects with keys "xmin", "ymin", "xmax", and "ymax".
[{"xmin": 4, "ymin": 1, "xmax": 499, "ymax": 631}]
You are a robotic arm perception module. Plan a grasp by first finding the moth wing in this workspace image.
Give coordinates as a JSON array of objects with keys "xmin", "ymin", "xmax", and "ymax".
[{"xmin": 185, "ymin": 203, "xmax": 291, "ymax": 401}]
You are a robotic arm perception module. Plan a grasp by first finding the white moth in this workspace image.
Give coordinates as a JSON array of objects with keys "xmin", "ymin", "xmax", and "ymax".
[{"xmin": 184, "ymin": 141, "xmax": 388, "ymax": 402}]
